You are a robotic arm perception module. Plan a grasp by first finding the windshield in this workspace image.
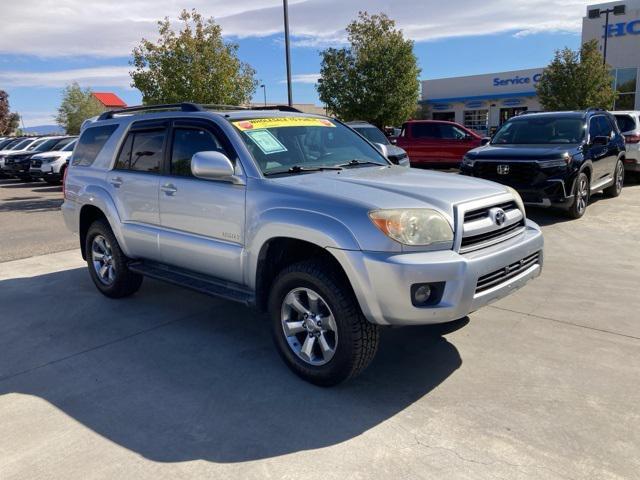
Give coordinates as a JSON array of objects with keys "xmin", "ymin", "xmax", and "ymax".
[
  {"xmin": 232, "ymin": 116, "xmax": 388, "ymax": 175},
  {"xmin": 353, "ymin": 126, "xmax": 390, "ymax": 145},
  {"xmin": 27, "ymin": 139, "xmax": 48, "ymax": 151},
  {"xmin": 0, "ymin": 139, "xmax": 16, "ymax": 149},
  {"xmin": 11, "ymin": 139, "xmax": 34, "ymax": 150},
  {"xmin": 62, "ymin": 139, "xmax": 77, "ymax": 152},
  {"xmin": 33, "ymin": 138, "xmax": 62, "ymax": 152},
  {"xmin": 492, "ymin": 117, "xmax": 585, "ymax": 144},
  {"xmin": 614, "ymin": 114, "xmax": 637, "ymax": 133}
]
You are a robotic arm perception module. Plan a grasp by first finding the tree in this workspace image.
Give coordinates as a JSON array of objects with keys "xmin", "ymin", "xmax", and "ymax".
[
  {"xmin": 536, "ymin": 40, "xmax": 616, "ymax": 111},
  {"xmin": 317, "ymin": 12, "xmax": 420, "ymax": 128},
  {"xmin": 0, "ymin": 91, "xmax": 20, "ymax": 135},
  {"xmin": 55, "ymin": 83, "xmax": 105, "ymax": 135},
  {"xmin": 130, "ymin": 9, "xmax": 257, "ymax": 105}
]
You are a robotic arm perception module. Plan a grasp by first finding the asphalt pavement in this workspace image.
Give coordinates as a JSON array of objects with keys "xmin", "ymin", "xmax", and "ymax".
[{"xmin": 0, "ymin": 178, "xmax": 639, "ymax": 479}]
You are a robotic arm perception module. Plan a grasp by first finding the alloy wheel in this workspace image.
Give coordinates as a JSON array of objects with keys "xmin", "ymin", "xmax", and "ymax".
[
  {"xmin": 91, "ymin": 234, "xmax": 116, "ymax": 285},
  {"xmin": 616, "ymin": 162, "xmax": 624, "ymax": 193},
  {"xmin": 576, "ymin": 176, "xmax": 589, "ymax": 214},
  {"xmin": 280, "ymin": 287, "xmax": 338, "ymax": 366}
]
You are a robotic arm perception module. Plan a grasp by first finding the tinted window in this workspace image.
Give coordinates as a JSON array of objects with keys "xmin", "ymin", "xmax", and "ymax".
[
  {"xmin": 590, "ymin": 116, "xmax": 612, "ymax": 138},
  {"xmin": 73, "ymin": 125, "xmax": 118, "ymax": 166},
  {"xmin": 26, "ymin": 139, "xmax": 46, "ymax": 151},
  {"xmin": 10, "ymin": 139, "xmax": 33, "ymax": 150},
  {"xmin": 115, "ymin": 129, "xmax": 164, "ymax": 173},
  {"xmin": 171, "ymin": 128, "xmax": 224, "ymax": 176},
  {"xmin": 411, "ymin": 123, "xmax": 440, "ymax": 138},
  {"xmin": 353, "ymin": 126, "xmax": 389, "ymax": 145},
  {"xmin": 33, "ymin": 138, "xmax": 62, "ymax": 152},
  {"xmin": 52, "ymin": 137, "xmax": 76, "ymax": 151},
  {"xmin": 62, "ymin": 140, "xmax": 77, "ymax": 152},
  {"xmin": 614, "ymin": 114, "xmax": 637, "ymax": 133},
  {"xmin": 493, "ymin": 117, "xmax": 585, "ymax": 144},
  {"xmin": 438, "ymin": 124, "xmax": 468, "ymax": 140}
]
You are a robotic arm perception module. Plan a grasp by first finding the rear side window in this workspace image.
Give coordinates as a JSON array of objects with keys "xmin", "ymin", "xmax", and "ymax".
[
  {"xmin": 73, "ymin": 125, "xmax": 118, "ymax": 166},
  {"xmin": 115, "ymin": 129, "xmax": 165, "ymax": 173},
  {"xmin": 411, "ymin": 123, "xmax": 440, "ymax": 139},
  {"xmin": 614, "ymin": 114, "xmax": 637, "ymax": 133},
  {"xmin": 171, "ymin": 128, "xmax": 224, "ymax": 176},
  {"xmin": 438, "ymin": 124, "xmax": 468, "ymax": 140},
  {"xmin": 590, "ymin": 116, "xmax": 613, "ymax": 138}
]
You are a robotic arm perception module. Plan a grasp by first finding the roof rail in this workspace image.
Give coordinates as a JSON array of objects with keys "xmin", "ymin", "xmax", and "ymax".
[
  {"xmin": 97, "ymin": 102, "xmax": 203, "ymax": 121},
  {"xmin": 251, "ymin": 105, "xmax": 302, "ymax": 113},
  {"xmin": 516, "ymin": 110, "xmax": 543, "ymax": 116},
  {"xmin": 585, "ymin": 107, "xmax": 606, "ymax": 113}
]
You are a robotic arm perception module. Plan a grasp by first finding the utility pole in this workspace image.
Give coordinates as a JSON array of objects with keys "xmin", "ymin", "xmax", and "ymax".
[
  {"xmin": 260, "ymin": 84, "xmax": 267, "ymax": 106},
  {"xmin": 283, "ymin": 0, "xmax": 293, "ymax": 106},
  {"xmin": 588, "ymin": 5, "xmax": 626, "ymax": 66}
]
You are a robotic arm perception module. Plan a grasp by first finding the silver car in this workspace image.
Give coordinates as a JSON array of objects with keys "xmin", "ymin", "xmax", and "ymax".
[
  {"xmin": 613, "ymin": 111, "xmax": 640, "ymax": 178},
  {"xmin": 63, "ymin": 104, "xmax": 543, "ymax": 385},
  {"xmin": 347, "ymin": 120, "xmax": 410, "ymax": 166}
]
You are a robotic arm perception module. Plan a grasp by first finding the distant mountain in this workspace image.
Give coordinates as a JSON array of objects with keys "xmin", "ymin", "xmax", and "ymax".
[{"xmin": 23, "ymin": 125, "xmax": 65, "ymax": 135}]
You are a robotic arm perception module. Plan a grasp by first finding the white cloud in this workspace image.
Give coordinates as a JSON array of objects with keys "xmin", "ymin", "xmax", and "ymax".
[
  {"xmin": 0, "ymin": 0, "xmax": 586, "ymax": 57},
  {"xmin": 282, "ymin": 73, "xmax": 321, "ymax": 84},
  {"xmin": 16, "ymin": 111, "xmax": 57, "ymax": 127},
  {"xmin": 0, "ymin": 66, "xmax": 132, "ymax": 88}
]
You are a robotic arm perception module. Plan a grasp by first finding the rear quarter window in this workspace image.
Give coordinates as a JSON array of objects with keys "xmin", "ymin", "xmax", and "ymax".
[
  {"xmin": 614, "ymin": 114, "xmax": 637, "ymax": 133},
  {"xmin": 72, "ymin": 125, "xmax": 118, "ymax": 167}
]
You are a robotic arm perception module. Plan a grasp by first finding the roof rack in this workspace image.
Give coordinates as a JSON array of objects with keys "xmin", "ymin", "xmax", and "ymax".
[
  {"xmin": 585, "ymin": 107, "xmax": 606, "ymax": 113},
  {"xmin": 98, "ymin": 103, "xmax": 203, "ymax": 121},
  {"xmin": 97, "ymin": 103, "xmax": 303, "ymax": 121},
  {"xmin": 517, "ymin": 110, "xmax": 543, "ymax": 116}
]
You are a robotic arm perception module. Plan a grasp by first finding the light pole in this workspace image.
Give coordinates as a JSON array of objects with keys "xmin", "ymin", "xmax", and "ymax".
[
  {"xmin": 588, "ymin": 5, "xmax": 626, "ymax": 65},
  {"xmin": 260, "ymin": 84, "xmax": 267, "ymax": 106},
  {"xmin": 283, "ymin": 0, "xmax": 293, "ymax": 106}
]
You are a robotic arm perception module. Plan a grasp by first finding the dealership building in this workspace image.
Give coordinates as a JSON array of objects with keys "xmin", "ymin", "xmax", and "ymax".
[{"xmin": 421, "ymin": 0, "xmax": 640, "ymax": 134}]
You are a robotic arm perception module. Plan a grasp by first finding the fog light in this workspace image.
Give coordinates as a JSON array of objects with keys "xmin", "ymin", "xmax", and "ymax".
[
  {"xmin": 414, "ymin": 285, "xmax": 432, "ymax": 304},
  {"xmin": 410, "ymin": 282, "xmax": 446, "ymax": 307}
]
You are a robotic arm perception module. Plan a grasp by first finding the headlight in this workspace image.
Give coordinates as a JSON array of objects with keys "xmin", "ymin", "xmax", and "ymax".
[
  {"xmin": 462, "ymin": 155, "xmax": 475, "ymax": 167},
  {"xmin": 369, "ymin": 209, "xmax": 454, "ymax": 246},
  {"xmin": 43, "ymin": 156, "xmax": 60, "ymax": 163},
  {"xmin": 506, "ymin": 186, "xmax": 525, "ymax": 214}
]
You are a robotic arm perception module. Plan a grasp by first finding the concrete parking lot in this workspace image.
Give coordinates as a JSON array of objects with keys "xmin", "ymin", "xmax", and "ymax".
[{"xmin": 0, "ymin": 178, "xmax": 639, "ymax": 479}]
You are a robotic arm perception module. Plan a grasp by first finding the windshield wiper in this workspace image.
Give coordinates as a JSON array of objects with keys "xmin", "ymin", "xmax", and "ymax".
[
  {"xmin": 338, "ymin": 159, "xmax": 385, "ymax": 168},
  {"xmin": 264, "ymin": 165, "xmax": 343, "ymax": 176}
]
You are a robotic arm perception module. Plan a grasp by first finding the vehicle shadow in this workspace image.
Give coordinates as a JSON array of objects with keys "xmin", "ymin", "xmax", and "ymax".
[
  {"xmin": 0, "ymin": 267, "xmax": 463, "ymax": 464},
  {"xmin": 0, "ymin": 198, "xmax": 62, "ymax": 212}
]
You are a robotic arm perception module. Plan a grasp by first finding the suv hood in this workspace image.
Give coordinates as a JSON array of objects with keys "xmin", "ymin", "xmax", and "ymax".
[
  {"xmin": 271, "ymin": 165, "xmax": 508, "ymax": 217},
  {"xmin": 468, "ymin": 144, "xmax": 580, "ymax": 161},
  {"xmin": 32, "ymin": 151, "xmax": 71, "ymax": 160}
]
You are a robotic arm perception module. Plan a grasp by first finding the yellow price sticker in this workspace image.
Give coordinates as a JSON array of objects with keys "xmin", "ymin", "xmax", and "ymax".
[{"xmin": 233, "ymin": 117, "xmax": 335, "ymax": 131}]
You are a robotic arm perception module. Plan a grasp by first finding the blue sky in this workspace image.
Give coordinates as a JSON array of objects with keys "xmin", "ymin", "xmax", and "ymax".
[{"xmin": 0, "ymin": 1, "xmax": 586, "ymax": 127}]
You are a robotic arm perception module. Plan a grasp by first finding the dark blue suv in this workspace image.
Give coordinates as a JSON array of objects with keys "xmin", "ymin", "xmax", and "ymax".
[{"xmin": 460, "ymin": 109, "xmax": 626, "ymax": 219}]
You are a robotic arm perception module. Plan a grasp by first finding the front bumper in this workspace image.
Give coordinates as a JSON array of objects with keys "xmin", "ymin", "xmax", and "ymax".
[{"xmin": 330, "ymin": 219, "xmax": 543, "ymax": 326}]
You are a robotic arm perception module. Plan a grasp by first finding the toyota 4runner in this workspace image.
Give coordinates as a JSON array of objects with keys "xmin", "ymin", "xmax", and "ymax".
[{"xmin": 63, "ymin": 103, "xmax": 544, "ymax": 386}]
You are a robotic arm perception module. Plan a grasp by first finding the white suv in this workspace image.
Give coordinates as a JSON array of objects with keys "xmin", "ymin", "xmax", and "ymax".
[
  {"xmin": 613, "ymin": 111, "xmax": 640, "ymax": 179},
  {"xmin": 30, "ymin": 138, "xmax": 77, "ymax": 184}
]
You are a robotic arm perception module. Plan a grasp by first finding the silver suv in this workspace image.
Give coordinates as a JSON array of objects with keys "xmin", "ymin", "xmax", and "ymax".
[{"xmin": 63, "ymin": 103, "xmax": 544, "ymax": 385}]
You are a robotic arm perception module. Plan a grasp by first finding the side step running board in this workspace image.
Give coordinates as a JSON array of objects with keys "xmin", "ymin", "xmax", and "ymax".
[{"xmin": 129, "ymin": 261, "xmax": 255, "ymax": 305}]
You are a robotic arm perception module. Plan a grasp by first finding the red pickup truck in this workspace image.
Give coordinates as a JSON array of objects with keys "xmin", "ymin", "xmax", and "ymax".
[{"xmin": 396, "ymin": 120, "xmax": 483, "ymax": 168}]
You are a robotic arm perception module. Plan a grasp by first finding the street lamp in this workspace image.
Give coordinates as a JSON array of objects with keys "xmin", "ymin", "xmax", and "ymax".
[
  {"xmin": 283, "ymin": 0, "xmax": 293, "ymax": 106},
  {"xmin": 588, "ymin": 5, "xmax": 626, "ymax": 65},
  {"xmin": 260, "ymin": 84, "xmax": 267, "ymax": 106}
]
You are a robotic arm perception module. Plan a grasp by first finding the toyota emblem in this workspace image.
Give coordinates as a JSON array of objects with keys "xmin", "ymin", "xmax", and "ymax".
[
  {"xmin": 497, "ymin": 164, "xmax": 510, "ymax": 175},
  {"xmin": 489, "ymin": 207, "xmax": 507, "ymax": 226}
]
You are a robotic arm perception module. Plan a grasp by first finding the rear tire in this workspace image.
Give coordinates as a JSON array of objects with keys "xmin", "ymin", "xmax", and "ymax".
[
  {"xmin": 603, "ymin": 160, "xmax": 624, "ymax": 198},
  {"xmin": 268, "ymin": 259, "xmax": 379, "ymax": 386},
  {"xmin": 565, "ymin": 172, "xmax": 590, "ymax": 219},
  {"xmin": 85, "ymin": 219, "xmax": 143, "ymax": 298}
]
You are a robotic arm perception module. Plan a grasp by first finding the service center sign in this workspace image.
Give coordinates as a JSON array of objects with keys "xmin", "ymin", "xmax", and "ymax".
[{"xmin": 493, "ymin": 73, "xmax": 542, "ymax": 87}]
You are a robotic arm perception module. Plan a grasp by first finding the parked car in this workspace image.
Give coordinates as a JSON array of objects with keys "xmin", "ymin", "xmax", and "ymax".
[
  {"xmin": 460, "ymin": 109, "xmax": 625, "ymax": 219},
  {"xmin": 346, "ymin": 121, "xmax": 409, "ymax": 166},
  {"xmin": 612, "ymin": 111, "xmax": 640, "ymax": 180},
  {"xmin": 29, "ymin": 138, "xmax": 77, "ymax": 184},
  {"xmin": 63, "ymin": 103, "xmax": 543, "ymax": 386},
  {"xmin": 4, "ymin": 136, "xmax": 74, "ymax": 180},
  {"xmin": 0, "ymin": 137, "xmax": 37, "ymax": 174},
  {"xmin": 395, "ymin": 120, "xmax": 483, "ymax": 168}
]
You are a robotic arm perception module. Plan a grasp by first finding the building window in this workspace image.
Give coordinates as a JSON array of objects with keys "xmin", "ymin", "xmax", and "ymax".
[
  {"xmin": 464, "ymin": 110, "xmax": 488, "ymax": 134},
  {"xmin": 614, "ymin": 68, "xmax": 637, "ymax": 110},
  {"xmin": 432, "ymin": 112, "xmax": 455, "ymax": 122}
]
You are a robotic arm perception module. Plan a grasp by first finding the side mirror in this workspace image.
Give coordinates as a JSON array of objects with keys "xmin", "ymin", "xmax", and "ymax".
[
  {"xmin": 373, "ymin": 142, "xmax": 390, "ymax": 158},
  {"xmin": 591, "ymin": 135, "xmax": 609, "ymax": 146},
  {"xmin": 191, "ymin": 151, "xmax": 239, "ymax": 183},
  {"xmin": 480, "ymin": 137, "xmax": 491, "ymax": 146}
]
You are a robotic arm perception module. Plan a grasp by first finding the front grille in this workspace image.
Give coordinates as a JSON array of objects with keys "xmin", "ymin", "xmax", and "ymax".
[
  {"xmin": 473, "ymin": 161, "xmax": 538, "ymax": 184},
  {"xmin": 464, "ymin": 201, "xmax": 518, "ymax": 222},
  {"xmin": 461, "ymin": 219, "xmax": 525, "ymax": 250},
  {"xmin": 475, "ymin": 251, "xmax": 541, "ymax": 293}
]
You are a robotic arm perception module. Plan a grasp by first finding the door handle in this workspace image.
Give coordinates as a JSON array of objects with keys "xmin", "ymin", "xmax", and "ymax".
[
  {"xmin": 161, "ymin": 183, "xmax": 177, "ymax": 196},
  {"xmin": 110, "ymin": 176, "xmax": 123, "ymax": 188}
]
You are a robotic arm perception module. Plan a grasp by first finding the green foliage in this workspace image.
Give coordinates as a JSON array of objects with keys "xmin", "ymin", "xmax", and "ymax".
[
  {"xmin": 317, "ymin": 12, "xmax": 421, "ymax": 128},
  {"xmin": 130, "ymin": 9, "xmax": 258, "ymax": 105},
  {"xmin": 55, "ymin": 83, "xmax": 105, "ymax": 135},
  {"xmin": 536, "ymin": 40, "xmax": 616, "ymax": 111},
  {"xmin": 0, "ymin": 90, "xmax": 20, "ymax": 135}
]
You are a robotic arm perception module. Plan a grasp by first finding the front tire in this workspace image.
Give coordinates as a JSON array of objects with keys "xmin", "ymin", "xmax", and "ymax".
[
  {"xmin": 603, "ymin": 160, "xmax": 624, "ymax": 197},
  {"xmin": 268, "ymin": 260, "xmax": 379, "ymax": 386},
  {"xmin": 85, "ymin": 219, "xmax": 143, "ymax": 298},
  {"xmin": 566, "ymin": 172, "xmax": 590, "ymax": 219}
]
